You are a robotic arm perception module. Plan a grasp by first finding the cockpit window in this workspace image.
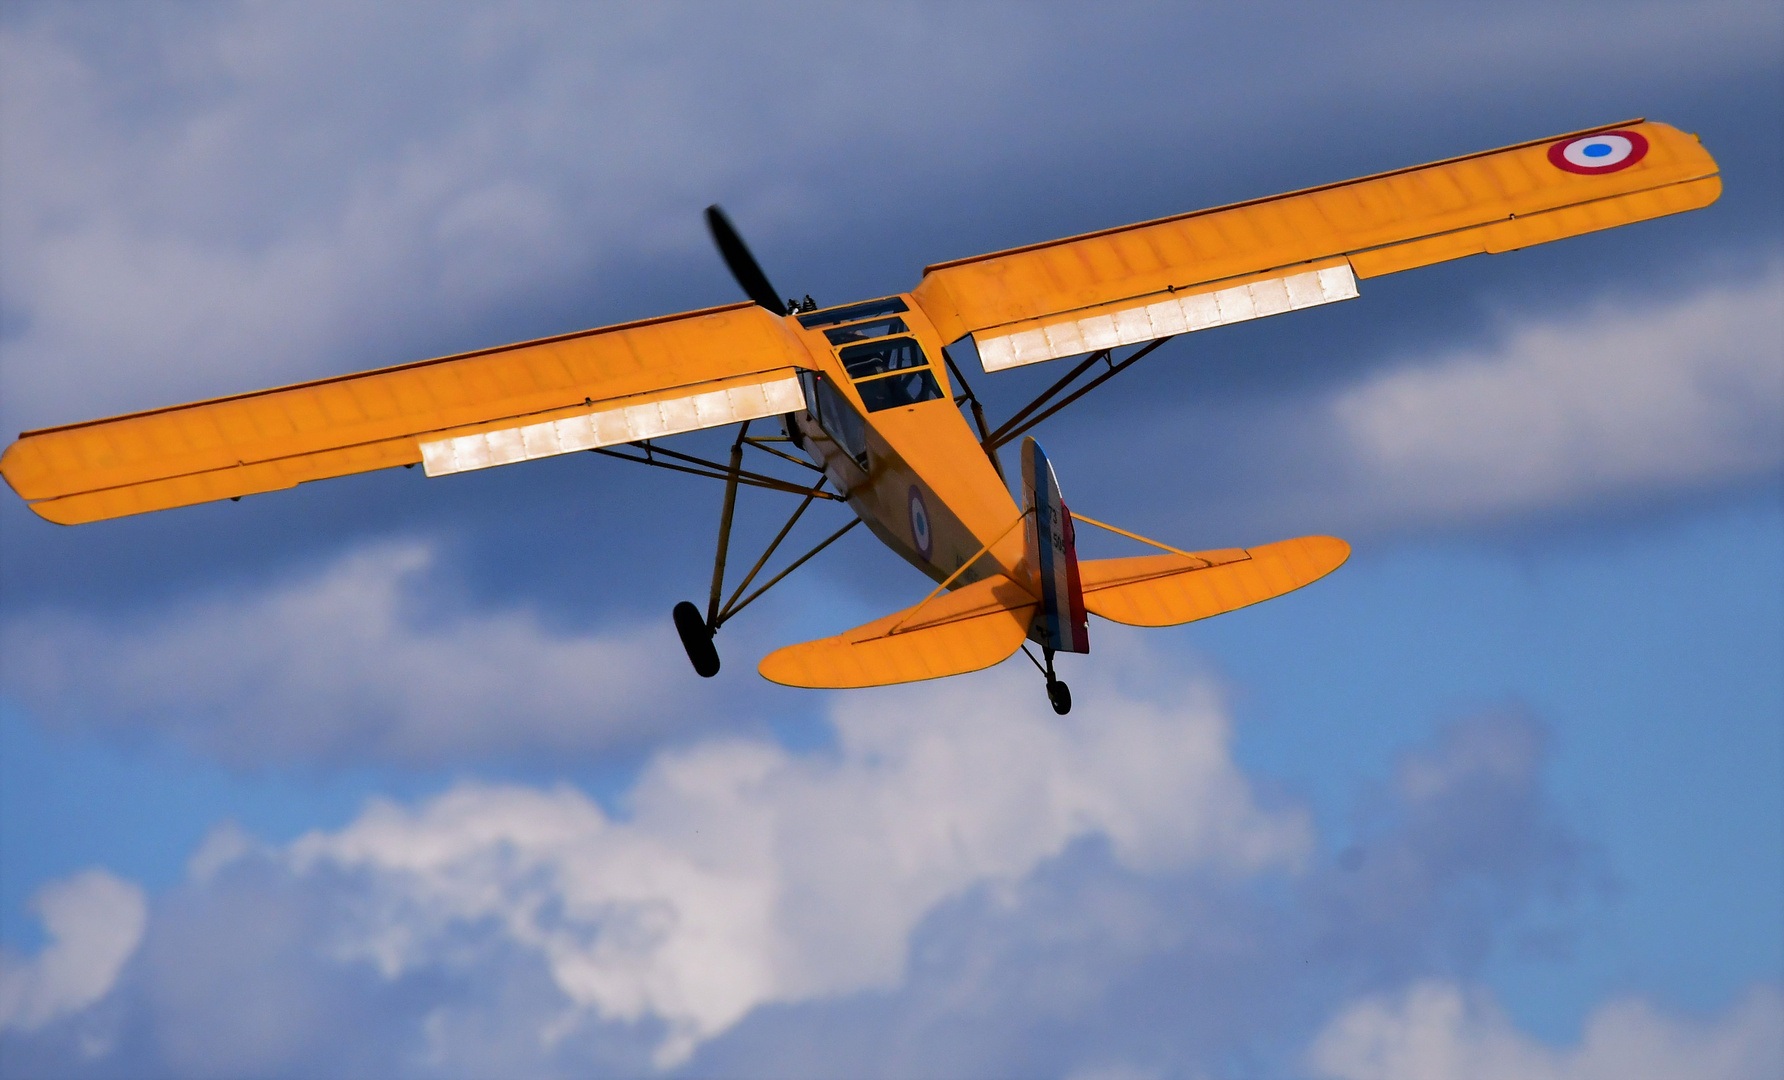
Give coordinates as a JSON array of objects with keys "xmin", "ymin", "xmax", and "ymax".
[
  {"xmin": 839, "ymin": 336, "xmax": 927, "ymax": 380},
  {"xmin": 823, "ymin": 317, "xmax": 909, "ymax": 345},
  {"xmin": 855, "ymin": 368, "xmax": 946, "ymax": 412},
  {"xmin": 797, "ymin": 296, "xmax": 909, "ymax": 330},
  {"xmin": 798, "ymin": 370, "xmax": 869, "ymax": 470}
]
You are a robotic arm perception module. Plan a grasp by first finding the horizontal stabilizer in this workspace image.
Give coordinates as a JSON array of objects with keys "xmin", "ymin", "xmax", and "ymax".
[
  {"xmin": 1080, "ymin": 536, "xmax": 1349, "ymax": 627},
  {"xmin": 758, "ymin": 574, "xmax": 1038, "ymax": 689}
]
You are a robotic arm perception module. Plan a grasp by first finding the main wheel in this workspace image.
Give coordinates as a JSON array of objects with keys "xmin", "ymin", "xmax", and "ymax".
[
  {"xmin": 673, "ymin": 601, "xmax": 721, "ymax": 678},
  {"xmin": 1047, "ymin": 679, "xmax": 1072, "ymax": 715}
]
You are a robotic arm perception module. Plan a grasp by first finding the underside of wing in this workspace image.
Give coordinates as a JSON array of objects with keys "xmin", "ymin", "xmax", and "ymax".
[
  {"xmin": 1, "ymin": 301, "xmax": 812, "ymax": 524},
  {"xmin": 1079, "ymin": 536, "xmax": 1350, "ymax": 627},
  {"xmin": 758, "ymin": 574, "xmax": 1039, "ymax": 689},
  {"xmin": 910, "ymin": 120, "xmax": 1720, "ymax": 371}
]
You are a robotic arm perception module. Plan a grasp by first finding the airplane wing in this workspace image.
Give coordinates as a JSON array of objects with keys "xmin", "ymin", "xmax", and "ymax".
[
  {"xmin": 910, "ymin": 120, "xmax": 1720, "ymax": 371},
  {"xmin": 2, "ymin": 301, "xmax": 810, "ymax": 524}
]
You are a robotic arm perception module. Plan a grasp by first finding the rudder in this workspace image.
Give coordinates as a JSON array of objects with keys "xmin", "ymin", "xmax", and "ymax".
[{"xmin": 1021, "ymin": 437, "xmax": 1089, "ymax": 654}]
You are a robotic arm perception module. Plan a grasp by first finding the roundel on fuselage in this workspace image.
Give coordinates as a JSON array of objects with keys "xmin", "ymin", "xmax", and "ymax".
[{"xmin": 908, "ymin": 485, "xmax": 933, "ymax": 561}]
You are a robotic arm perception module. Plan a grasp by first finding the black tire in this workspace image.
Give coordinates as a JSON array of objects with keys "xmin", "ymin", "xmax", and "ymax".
[
  {"xmin": 673, "ymin": 601, "xmax": 721, "ymax": 678},
  {"xmin": 1047, "ymin": 680, "xmax": 1072, "ymax": 715}
]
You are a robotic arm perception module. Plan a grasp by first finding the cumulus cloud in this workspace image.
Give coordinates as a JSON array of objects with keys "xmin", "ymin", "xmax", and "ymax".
[
  {"xmin": 0, "ymin": 869, "xmax": 146, "ymax": 1034},
  {"xmin": 1333, "ymin": 269, "xmax": 1784, "ymax": 523},
  {"xmin": 278, "ymin": 657, "xmax": 1306, "ymax": 1066},
  {"xmin": 0, "ymin": 542, "xmax": 723, "ymax": 764},
  {"xmin": 7, "ymin": 656, "xmax": 1726, "ymax": 1079},
  {"xmin": 1308, "ymin": 980, "xmax": 1784, "ymax": 1080},
  {"xmin": 686, "ymin": 707, "xmax": 1593, "ymax": 1078}
]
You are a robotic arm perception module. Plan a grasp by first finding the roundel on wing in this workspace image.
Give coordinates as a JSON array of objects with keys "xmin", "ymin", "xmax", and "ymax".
[
  {"xmin": 1547, "ymin": 131, "xmax": 1649, "ymax": 175},
  {"xmin": 908, "ymin": 486, "xmax": 933, "ymax": 561}
]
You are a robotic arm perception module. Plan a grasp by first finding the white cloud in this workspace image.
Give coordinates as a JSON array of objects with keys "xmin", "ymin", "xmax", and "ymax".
[
  {"xmin": 277, "ymin": 653, "xmax": 1308, "ymax": 1066},
  {"xmin": 0, "ymin": 542, "xmax": 716, "ymax": 764},
  {"xmin": 3, "ymin": 684, "xmax": 1768, "ymax": 1079},
  {"xmin": 1309, "ymin": 980, "xmax": 1784, "ymax": 1080},
  {"xmin": 0, "ymin": 869, "xmax": 147, "ymax": 1033},
  {"xmin": 1333, "ymin": 270, "xmax": 1784, "ymax": 522}
]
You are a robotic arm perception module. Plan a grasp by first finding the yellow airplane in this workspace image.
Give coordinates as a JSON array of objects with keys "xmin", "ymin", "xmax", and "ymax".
[{"xmin": 0, "ymin": 120, "xmax": 1719, "ymax": 712}]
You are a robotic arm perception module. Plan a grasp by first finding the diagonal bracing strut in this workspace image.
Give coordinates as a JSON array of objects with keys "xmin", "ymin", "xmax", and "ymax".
[
  {"xmin": 590, "ymin": 421, "xmax": 855, "ymax": 634},
  {"xmin": 981, "ymin": 336, "xmax": 1175, "ymax": 452}
]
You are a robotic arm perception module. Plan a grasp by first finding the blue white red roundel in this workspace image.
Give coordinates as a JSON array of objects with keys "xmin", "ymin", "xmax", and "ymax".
[
  {"xmin": 908, "ymin": 486, "xmax": 933, "ymax": 560},
  {"xmin": 1547, "ymin": 131, "xmax": 1648, "ymax": 175}
]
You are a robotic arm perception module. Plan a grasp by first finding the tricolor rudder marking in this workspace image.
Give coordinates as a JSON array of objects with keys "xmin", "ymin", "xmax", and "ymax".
[
  {"xmin": 1547, "ymin": 130, "xmax": 1649, "ymax": 174},
  {"xmin": 1021, "ymin": 437, "xmax": 1090, "ymax": 655}
]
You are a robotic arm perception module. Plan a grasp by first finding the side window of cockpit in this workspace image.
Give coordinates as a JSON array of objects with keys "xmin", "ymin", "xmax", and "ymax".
[{"xmin": 798, "ymin": 370, "xmax": 870, "ymax": 470}]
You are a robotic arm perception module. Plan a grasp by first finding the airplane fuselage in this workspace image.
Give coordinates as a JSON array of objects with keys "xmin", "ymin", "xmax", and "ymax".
[{"xmin": 784, "ymin": 295, "xmax": 1030, "ymax": 593}]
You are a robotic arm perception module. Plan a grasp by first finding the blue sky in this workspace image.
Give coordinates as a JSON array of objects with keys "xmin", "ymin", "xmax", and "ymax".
[{"xmin": 0, "ymin": 3, "xmax": 1779, "ymax": 1077}]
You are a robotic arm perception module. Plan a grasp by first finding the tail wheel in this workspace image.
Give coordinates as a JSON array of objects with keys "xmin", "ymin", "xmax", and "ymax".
[
  {"xmin": 1046, "ymin": 679, "xmax": 1072, "ymax": 715},
  {"xmin": 673, "ymin": 601, "xmax": 720, "ymax": 678}
]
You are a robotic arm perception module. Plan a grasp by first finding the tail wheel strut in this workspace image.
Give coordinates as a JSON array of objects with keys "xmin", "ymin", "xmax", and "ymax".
[{"xmin": 1023, "ymin": 644, "xmax": 1073, "ymax": 715}]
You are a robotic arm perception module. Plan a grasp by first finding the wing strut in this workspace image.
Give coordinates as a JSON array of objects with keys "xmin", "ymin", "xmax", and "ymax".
[
  {"xmin": 705, "ymin": 423, "xmax": 752, "ymax": 627},
  {"xmin": 589, "ymin": 439, "xmax": 837, "ymax": 498},
  {"xmin": 980, "ymin": 337, "xmax": 1174, "ymax": 452}
]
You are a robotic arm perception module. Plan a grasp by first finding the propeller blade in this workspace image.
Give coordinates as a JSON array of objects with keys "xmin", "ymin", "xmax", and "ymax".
[{"xmin": 705, "ymin": 205, "xmax": 787, "ymax": 316}]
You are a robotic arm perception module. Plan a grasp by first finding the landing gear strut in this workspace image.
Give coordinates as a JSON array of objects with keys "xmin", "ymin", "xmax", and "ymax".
[{"xmin": 654, "ymin": 420, "xmax": 857, "ymax": 679}]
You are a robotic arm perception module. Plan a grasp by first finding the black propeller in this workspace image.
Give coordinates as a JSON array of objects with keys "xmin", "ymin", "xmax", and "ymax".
[{"xmin": 705, "ymin": 204, "xmax": 789, "ymax": 316}]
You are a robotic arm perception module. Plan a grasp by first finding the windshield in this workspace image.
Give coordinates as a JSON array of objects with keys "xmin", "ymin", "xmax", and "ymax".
[
  {"xmin": 823, "ymin": 317, "xmax": 910, "ymax": 346},
  {"xmin": 855, "ymin": 368, "xmax": 946, "ymax": 412},
  {"xmin": 797, "ymin": 296, "xmax": 909, "ymax": 330}
]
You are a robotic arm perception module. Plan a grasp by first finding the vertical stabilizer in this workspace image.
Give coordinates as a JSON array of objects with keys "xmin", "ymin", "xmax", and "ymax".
[{"xmin": 1021, "ymin": 437, "xmax": 1089, "ymax": 654}]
